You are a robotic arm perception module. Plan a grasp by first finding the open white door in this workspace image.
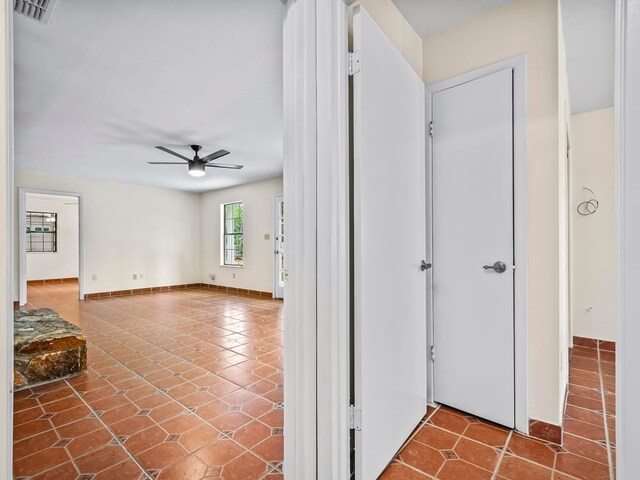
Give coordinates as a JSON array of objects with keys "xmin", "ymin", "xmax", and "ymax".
[{"xmin": 353, "ymin": 6, "xmax": 428, "ymax": 479}]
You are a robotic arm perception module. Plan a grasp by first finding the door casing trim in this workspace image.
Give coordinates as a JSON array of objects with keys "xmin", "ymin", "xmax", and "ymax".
[
  {"xmin": 425, "ymin": 55, "xmax": 529, "ymax": 434},
  {"xmin": 18, "ymin": 188, "xmax": 84, "ymax": 306}
]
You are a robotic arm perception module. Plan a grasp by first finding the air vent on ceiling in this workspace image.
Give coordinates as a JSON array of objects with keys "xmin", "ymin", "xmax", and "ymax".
[{"xmin": 14, "ymin": 0, "xmax": 61, "ymax": 25}]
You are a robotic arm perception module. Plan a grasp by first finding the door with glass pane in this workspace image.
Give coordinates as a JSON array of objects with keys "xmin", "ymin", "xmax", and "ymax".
[{"xmin": 273, "ymin": 194, "xmax": 285, "ymax": 298}]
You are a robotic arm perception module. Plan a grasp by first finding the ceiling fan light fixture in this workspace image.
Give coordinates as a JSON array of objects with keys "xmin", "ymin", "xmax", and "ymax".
[
  {"xmin": 188, "ymin": 162, "xmax": 206, "ymax": 177},
  {"xmin": 151, "ymin": 145, "xmax": 241, "ymax": 176}
]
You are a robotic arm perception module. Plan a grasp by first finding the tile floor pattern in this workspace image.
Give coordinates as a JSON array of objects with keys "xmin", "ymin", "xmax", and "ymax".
[
  {"xmin": 380, "ymin": 338, "xmax": 616, "ymax": 480},
  {"xmin": 13, "ymin": 283, "xmax": 284, "ymax": 479}
]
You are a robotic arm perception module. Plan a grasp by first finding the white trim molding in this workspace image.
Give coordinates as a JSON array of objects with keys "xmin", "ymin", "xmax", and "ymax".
[
  {"xmin": 315, "ymin": 1, "xmax": 350, "ymax": 478},
  {"xmin": 425, "ymin": 55, "xmax": 529, "ymax": 434},
  {"xmin": 1, "ymin": 0, "xmax": 14, "ymax": 477},
  {"xmin": 283, "ymin": 0, "xmax": 351, "ymax": 477},
  {"xmin": 616, "ymin": 0, "xmax": 640, "ymax": 477},
  {"xmin": 18, "ymin": 188, "xmax": 85, "ymax": 306},
  {"xmin": 282, "ymin": 0, "xmax": 318, "ymax": 476}
]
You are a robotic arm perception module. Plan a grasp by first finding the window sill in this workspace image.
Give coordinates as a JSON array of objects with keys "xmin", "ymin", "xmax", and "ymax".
[{"xmin": 220, "ymin": 264, "xmax": 244, "ymax": 269}]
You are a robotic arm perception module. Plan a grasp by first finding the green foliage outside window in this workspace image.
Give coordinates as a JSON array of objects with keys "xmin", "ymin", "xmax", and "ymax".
[{"xmin": 223, "ymin": 202, "xmax": 243, "ymax": 266}]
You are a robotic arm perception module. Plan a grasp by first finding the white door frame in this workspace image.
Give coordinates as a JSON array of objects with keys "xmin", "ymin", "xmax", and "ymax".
[
  {"xmin": 425, "ymin": 55, "xmax": 529, "ymax": 434},
  {"xmin": 18, "ymin": 188, "xmax": 84, "ymax": 306},
  {"xmin": 283, "ymin": 0, "xmax": 351, "ymax": 478},
  {"xmin": 272, "ymin": 193, "xmax": 284, "ymax": 299},
  {"xmin": 1, "ymin": 1, "xmax": 14, "ymax": 478},
  {"xmin": 616, "ymin": 0, "xmax": 639, "ymax": 477}
]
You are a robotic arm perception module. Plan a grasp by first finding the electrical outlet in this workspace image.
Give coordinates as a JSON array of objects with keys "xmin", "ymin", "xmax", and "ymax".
[
  {"xmin": 233, "ymin": 273, "xmax": 236, "ymax": 279},
  {"xmin": 140, "ymin": 273, "xmax": 144, "ymax": 279},
  {"xmin": 264, "ymin": 233, "xmax": 270, "ymax": 240},
  {"xmin": 208, "ymin": 273, "xmax": 216, "ymax": 281},
  {"xmin": 92, "ymin": 274, "xmax": 97, "ymax": 281},
  {"xmin": 133, "ymin": 274, "xmax": 137, "ymax": 280}
]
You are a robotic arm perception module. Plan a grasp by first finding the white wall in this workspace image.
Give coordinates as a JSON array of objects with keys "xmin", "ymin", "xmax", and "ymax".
[
  {"xmin": 15, "ymin": 171, "xmax": 202, "ymax": 295},
  {"xmin": 618, "ymin": 1, "xmax": 640, "ymax": 476},
  {"xmin": 200, "ymin": 176, "xmax": 283, "ymax": 293},
  {"xmin": 570, "ymin": 108, "xmax": 616, "ymax": 341},
  {"xmin": 25, "ymin": 194, "xmax": 79, "ymax": 281},
  {"xmin": 422, "ymin": 0, "xmax": 564, "ymax": 426}
]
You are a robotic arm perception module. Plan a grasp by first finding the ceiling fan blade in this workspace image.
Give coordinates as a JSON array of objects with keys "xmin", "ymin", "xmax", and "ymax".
[
  {"xmin": 147, "ymin": 162, "xmax": 186, "ymax": 165},
  {"xmin": 155, "ymin": 146, "xmax": 191, "ymax": 162},
  {"xmin": 205, "ymin": 163, "xmax": 244, "ymax": 170},
  {"xmin": 200, "ymin": 149, "xmax": 230, "ymax": 163}
]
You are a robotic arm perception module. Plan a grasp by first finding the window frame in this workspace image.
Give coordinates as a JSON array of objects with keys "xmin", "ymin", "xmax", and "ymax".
[
  {"xmin": 26, "ymin": 210, "xmax": 58, "ymax": 253},
  {"xmin": 220, "ymin": 201, "xmax": 244, "ymax": 267}
]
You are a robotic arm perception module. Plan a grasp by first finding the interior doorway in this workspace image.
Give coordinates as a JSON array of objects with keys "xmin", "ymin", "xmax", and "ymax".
[
  {"xmin": 273, "ymin": 193, "xmax": 284, "ymax": 299},
  {"xmin": 431, "ymin": 68, "xmax": 516, "ymax": 428},
  {"xmin": 18, "ymin": 188, "xmax": 83, "ymax": 307},
  {"xmin": 425, "ymin": 56, "xmax": 529, "ymax": 434},
  {"xmin": 350, "ymin": 7, "xmax": 529, "ymax": 476},
  {"xmin": 10, "ymin": 1, "xmax": 288, "ymax": 477}
]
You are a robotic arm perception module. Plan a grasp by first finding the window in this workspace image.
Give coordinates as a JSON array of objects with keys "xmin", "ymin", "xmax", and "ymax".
[
  {"xmin": 26, "ymin": 211, "xmax": 57, "ymax": 253},
  {"xmin": 222, "ymin": 202, "xmax": 244, "ymax": 266}
]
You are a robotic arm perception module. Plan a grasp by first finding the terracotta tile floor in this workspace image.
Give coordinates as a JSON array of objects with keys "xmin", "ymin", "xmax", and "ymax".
[
  {"xmin": 380, "ymin": 338, "xmax": 616, "ymax": 480},
  {"xmin": 13, "ymin": 283, "xmax": 284, "ymax": 479}
]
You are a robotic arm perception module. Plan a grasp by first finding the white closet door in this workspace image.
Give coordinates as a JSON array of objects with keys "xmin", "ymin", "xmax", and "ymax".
[
  {"xmin": 432, "ymin": 69, "xmax": 515, "ymax": 427},
  {"xmin": 353, "ymin": 6, "xmax": 428, "ymax": 479}
]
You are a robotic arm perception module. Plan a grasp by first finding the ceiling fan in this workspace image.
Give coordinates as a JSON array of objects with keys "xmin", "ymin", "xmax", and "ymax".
[{"xmin": 149, "ymin": 145, "xmax": 243, "ymax": 177}]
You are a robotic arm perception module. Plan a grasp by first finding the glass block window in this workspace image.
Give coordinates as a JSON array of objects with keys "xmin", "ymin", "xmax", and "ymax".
[
  {"xmin": 26, "ymin": 211, "xmax": 57, "ymax": 253},
  {"xmin": 222, "ymin": 202, "xmax": 244, "ymax": 266}
]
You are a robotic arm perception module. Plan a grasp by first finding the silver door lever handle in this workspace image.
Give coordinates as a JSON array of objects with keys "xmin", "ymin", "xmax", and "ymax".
[{"xmin": 483, "ymin": 261, "xmax": 507, "ymax": 273}]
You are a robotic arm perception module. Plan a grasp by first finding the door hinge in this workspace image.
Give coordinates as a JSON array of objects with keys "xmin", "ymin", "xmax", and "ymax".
[
  {"xmin": 430, "ymin": 345, "xmax": 436, "ymax": 361},
  {"xmin": 348, "ymin": 51, "xmax": 361, "ymax": 76},
  {"xmin": 429, "ymin": 121, "xmax": 434, "ymax": 137},
  {"xmin": 349, "ymin": 405, "xmax": 362, "ymax": 431}
]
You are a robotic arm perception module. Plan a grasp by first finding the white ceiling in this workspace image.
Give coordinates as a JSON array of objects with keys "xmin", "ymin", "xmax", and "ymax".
[
  {"xmin": 561, "ymin": 0, "xmax": 615, "ymax": 114},
  {"xmin": 14, "ymin": 0, "xmax": 284, "ymax": 193},
  {"xmin": 391, "ymin": 0, "xmax": 614, "ymax": 114},
  {"xmin": 391, "ymin": 0, "xmax": 516, "ymax": 37}
]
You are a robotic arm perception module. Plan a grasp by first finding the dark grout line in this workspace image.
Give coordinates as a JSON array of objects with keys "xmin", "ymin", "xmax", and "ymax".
[{"xmin": 64, "ymin": 378, "xmax": 153, "ymax": 480}]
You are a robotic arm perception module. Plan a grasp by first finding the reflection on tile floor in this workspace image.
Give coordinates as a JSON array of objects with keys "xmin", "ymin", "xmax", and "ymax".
[
  {"xmin": 381, "ymin": 339, "xmax": 616, "ymax": 480},
  {"xmin": 13, "ymin": 283, "xmax": 283, "ymax": 479}
]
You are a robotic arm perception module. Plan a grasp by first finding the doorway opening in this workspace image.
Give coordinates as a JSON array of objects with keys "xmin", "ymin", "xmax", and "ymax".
[
  {"xmin": 428, "ymin": 62, "xmax": 527, "ymax": 431},
  {"xmin": 349, "ymin": 1, "xmax": 617, "ymax": 479},
  {"xmin": 18, "ymin": 189, "xmax": 83, "ymax": 307},
  {"xmin": 273, "ymin": 193, "xmax": 285, "ymax": 299},
  {"xmin": 9, "ymin": 2, "xmax": 287, "ymax": 478}
]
